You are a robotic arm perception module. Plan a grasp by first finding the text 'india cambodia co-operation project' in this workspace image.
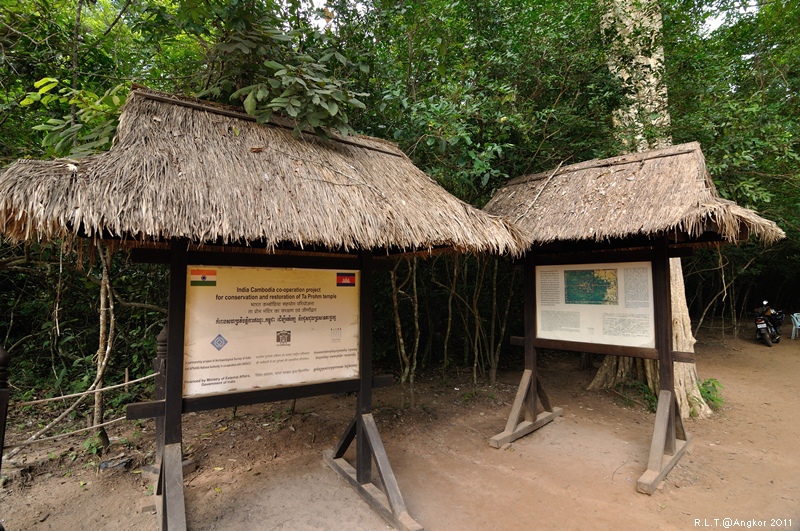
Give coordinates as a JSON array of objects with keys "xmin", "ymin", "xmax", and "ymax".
[{"xmin": 182, "ymin": 266, "xmax": 360, "ymax": 397}]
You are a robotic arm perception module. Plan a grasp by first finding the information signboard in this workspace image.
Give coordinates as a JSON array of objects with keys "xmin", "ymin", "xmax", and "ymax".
[
  {"xmin": 536, "ymin": 261, "xmax": 655, "ymax": 348},
  {"xmin": 183, "ymin": 266, "xmax": 360, "ymax": 397}
]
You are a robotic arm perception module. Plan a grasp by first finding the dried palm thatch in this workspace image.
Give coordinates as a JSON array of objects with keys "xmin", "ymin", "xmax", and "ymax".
[
  {"xmin": 484, "ymin": 143, "xmax": 784, "ymax": 247},
  {"xmin": 0, "ymin": 88, "xmax": 526, "ymax": 256}
]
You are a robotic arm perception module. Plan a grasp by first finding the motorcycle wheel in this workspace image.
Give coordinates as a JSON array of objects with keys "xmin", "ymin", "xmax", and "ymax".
[{"xmin": 765, "ymin": 333, "xmax": 773, "ymax": 347}]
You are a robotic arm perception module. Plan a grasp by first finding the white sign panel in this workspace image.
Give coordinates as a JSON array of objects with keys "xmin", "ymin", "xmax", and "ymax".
[
  {"xmin": 536, "ymin": 262, "xmax": 655, "ymax": 348},
  {"xmin": 183, "ymin": 266, "xmax": 360, "ymax": 397}
]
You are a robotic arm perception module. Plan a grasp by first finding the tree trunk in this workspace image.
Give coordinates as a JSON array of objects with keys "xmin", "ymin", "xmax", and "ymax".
[
  {"xmin": 671, "ymin": 257, "xmax": 711, "ymax": 419},
  {"xmin": 390, "ymin": 258, "xmax": 419, "ymax": 408},
  {"xmin": 93, "ymin": 244, "xmax": 114, "ymax": 449},
  {"xmin": 590, "ymin": 0, "xmax": 712, "ymax": 418},
  {"xmin": 442, "ymin": 256, "xmax": 459, "ymax": 374},
  {"xmin": 603, "ymin": 0, "xmax": 672, "ymax": 150}
]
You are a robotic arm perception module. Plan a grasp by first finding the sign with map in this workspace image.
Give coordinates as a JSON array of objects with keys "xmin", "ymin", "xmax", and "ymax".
[
  {"xmin": 536, "ymin": 262, "xmax": 655, "ymax": 348},
  {"xmin": 182, "ymin": 266, "xmax": 360, "ymax": 397}
]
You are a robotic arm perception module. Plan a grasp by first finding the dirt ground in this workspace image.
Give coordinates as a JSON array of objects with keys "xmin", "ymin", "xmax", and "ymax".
[{"xmin": 1, "ymin": 330, "xmax": 799, "ymax": 531}]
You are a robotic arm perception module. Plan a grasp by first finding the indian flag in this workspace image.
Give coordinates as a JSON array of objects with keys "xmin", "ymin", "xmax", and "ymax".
[{"xmin": 190, "ymin": 269, "xmax": 217, "ymax": 286}]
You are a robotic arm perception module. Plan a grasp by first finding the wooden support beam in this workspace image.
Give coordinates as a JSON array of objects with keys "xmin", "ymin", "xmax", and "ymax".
[
  {"xmin": 162, "ymin": 443, "xmax": 187, "ymax": 531},
  {"xmin": 523, "ymin": 259, "xmax": 538, "ymax": 421},
  {"xmin": 362, "ymin": 413, "xmax": 406, "ymax": 515},
  {"xmin": 490, "ymin": 257, "xmax": 562, "ymax": 449},
  {"xmin": 126, "ymin": 376, "xmax": 397, "ymax": 420},
  {"xmin": 652, "ymin": 241, "xmax": 677, "ymax": 457},
  {"xmin": 489, "ymin": 370, "xmax": 562, "ymax": 448},
  {"xmin": 637, "ymin": 391, "xmax": 692, "ymax": 494},
  {"xmin": 333, "ymin": 414, "xmax": 357, "ymax": 459},
  {"xmin": 324, "ymin": 449, "xmax": 423, "ymax": 531},
  {"xmin": 357, "ymin": 250, "xmax": 374, "ymax": 485},
  {"xmin": 510, "ymin": 336, "xmax": 696, "ymax": 364},
  {"xmin": 165, "ymin": 240, "xmax": 188, "ymax": 446}
]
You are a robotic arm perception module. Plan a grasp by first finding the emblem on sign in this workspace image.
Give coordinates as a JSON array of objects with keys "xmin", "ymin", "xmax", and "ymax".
[
  {"xmin": 276, "ymin": 330, "xmax": 291, "ymax": 345},
  {"xmin": 211, "ymin": 334, "xmax": 228, "ymax": 351}
]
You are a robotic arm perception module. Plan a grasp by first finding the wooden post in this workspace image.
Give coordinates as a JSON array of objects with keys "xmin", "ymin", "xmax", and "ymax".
[
  {"xmin": 165, "ymin": 240, "xmax": 187, "ymax": 446},
  {"xmin": 652, "ymin": 240, "xmax": 675, "ymax": 452},
  {"xmin": 158, "ymin": 240, "xmax": 189, "ymax": 531},
  {"xmin": 637, "ymin": 241, "xmax": 691, "ymax": 494},
  {"xmin": 324, "ymin": 250, "xmax": 422, "ymax": 531},
  {"xmin": 356, "ymin": 250, "xmax": 373, "ymax": 484},
  {"xmin": 0, "ymin": 344, "xmax": 9, "ymax": 474},
  {"xmin": 490, "ymin": 256, "xmax": 561, "ymax": 448},
  {"xmin": 154, "ymin": 325, "xmax": 168, "ymax": 467},
  {"xmin": 523, "ymin": 257, "xmax": 537, "ymax": 419}
]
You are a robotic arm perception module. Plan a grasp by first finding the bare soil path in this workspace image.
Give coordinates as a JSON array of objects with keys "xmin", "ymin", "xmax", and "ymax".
[{"xmin": 2, "ymin": 332, "xmax": 799, "ymax": 530}]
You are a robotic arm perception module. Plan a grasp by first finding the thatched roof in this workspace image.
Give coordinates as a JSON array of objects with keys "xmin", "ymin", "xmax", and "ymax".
[
  {"xmin": 0, "ymin": 88, "xmax": 525, "ymax": 256},
  {"xmin": 484, "ymin": 143, "xmax": 784, "ymax": 248}
]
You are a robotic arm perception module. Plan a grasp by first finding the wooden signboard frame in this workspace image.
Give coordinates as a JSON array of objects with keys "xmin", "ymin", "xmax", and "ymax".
[
  {"xmin": 126, "ymin": 241, "xmax": 422, "ymax": 531},
  {"xmin": 491, "ymin": 243, "xmax": 691, "ymax": 494}
]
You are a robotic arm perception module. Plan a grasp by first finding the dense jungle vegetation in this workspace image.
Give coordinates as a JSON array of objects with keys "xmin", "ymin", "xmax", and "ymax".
[{"xmin": 1, "ymin": 0, "xmax": 798, "ymax": 431}]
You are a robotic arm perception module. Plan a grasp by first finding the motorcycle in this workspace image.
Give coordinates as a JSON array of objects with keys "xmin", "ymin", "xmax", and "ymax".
[{"xmin": 754, "ymin": 300, "xmax": 784, "ymax": 347}]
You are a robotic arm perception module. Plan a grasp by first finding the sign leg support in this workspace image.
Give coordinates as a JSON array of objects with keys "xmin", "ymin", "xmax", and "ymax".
[
  {"xmin": 490, "ymin": 370, "xmax": 562, "ymax": 447},
  {"xmin": 491, "ymin": 258, "xmax": 561, "ymax": 448},
  {"xmin": 324, "ymin": 251, "xmax": 421, "ymax": 531},
  {"xmin": 160, "ymin": 443, "xmax": 187, "ymax": 531},
  {"xmin": 638, "ymin": 242, "xmax": 691, "ymax": 494},
  {"xmin": 324, "ymin": 413, "xmax": 422, "ymax": 531},
  {"xmin": 637, "ymin": 390, "xmax": 691, "ymax": 494}
]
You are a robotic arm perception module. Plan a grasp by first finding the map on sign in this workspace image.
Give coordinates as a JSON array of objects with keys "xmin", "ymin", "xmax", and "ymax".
[{"xmin": 564, "ymin": 269, "xmax": 618, "ymax": 305}]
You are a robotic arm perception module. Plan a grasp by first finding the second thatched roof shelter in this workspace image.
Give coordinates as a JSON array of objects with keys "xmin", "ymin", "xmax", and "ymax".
[
  {"xmin": 0, "ymin": 88, "xmax": 525, "ymax": 256},
  {"xmin": 484, "ymin": 142, "xmax": 784, "ymax": 249}
]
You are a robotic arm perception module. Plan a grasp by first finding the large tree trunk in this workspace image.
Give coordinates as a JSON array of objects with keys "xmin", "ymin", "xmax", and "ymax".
[
  {"xmin": 671, "ymin": 258, "xmax": 712, "ymax": 418},
  {"xmin": 590, "ymin": 0, "xmax": 711, "ymax": 418},
  {"xmin": 603, "ymin": 0, "xmax": 672, "ymax": 151}
]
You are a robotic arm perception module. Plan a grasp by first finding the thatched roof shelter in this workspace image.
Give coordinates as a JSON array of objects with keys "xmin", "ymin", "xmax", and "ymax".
[
  {"xmin": 484, "ymin": 143, "xmax": 784, "ymax": 249},
  {"xmin": 0, "ymin": 88, "xmax": 525, "ymax": 256}
]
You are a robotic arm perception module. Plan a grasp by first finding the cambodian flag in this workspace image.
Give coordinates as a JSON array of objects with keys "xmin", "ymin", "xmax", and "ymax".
[{"xmin": 336, "ymin": 273, "xmax": 356, "ymax": 286}]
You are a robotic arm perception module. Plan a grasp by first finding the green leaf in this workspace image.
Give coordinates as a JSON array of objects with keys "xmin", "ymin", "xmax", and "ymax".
[
  {"xmin": 38, "ymin": 82, "xmax": 59, "ymax": 94},
  {"xmin": 347, "ymin": 98, "xmax": 366, "ymax": 110},
  {"xmin": 327, "ymin": 101, "xmax": 339, "ymax": 116},
  {"xmin": 256, "ymin": 110, "xmax": 274, "ymax": 124},
  {"xmin": 263, "ymin": 60, "xmax": 284, "ymax": 71},
  {"xmin": 34, "ymin": 77, "xmax": 59, "ymax": 88},
  {"xmin": 243, "ymin": 91, "xmax": 257, "ymax": 115}
]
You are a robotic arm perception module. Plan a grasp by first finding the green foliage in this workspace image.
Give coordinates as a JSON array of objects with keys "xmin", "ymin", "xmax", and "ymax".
[
  {"xmin": 699, "ymin": 378, "xmax": 724, "ymax": 411},
  {"xmin": 135, "ymin": 0, "xmax": 367, "ymax": 136},
  {"xmin": 21, "ymin": 80, "xmax": 127, "ymax": 157},
  {"xmin": 614, "ymin": 380, "xmax": 658, "ymax": 412},
  {"xmin": 0, "ymin": 242, "xmax": 166, "ymax": 420},
  {"xmin": 83, "ymin": 434, "xmax": 104, "ymax": 456},
  {"xmin": 333, "ymin": 0, "xmax": 622, "ymax": 202},
  {"xmin": 666, "ymin": 0, "xmax": 800, "ymax": 316}
]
